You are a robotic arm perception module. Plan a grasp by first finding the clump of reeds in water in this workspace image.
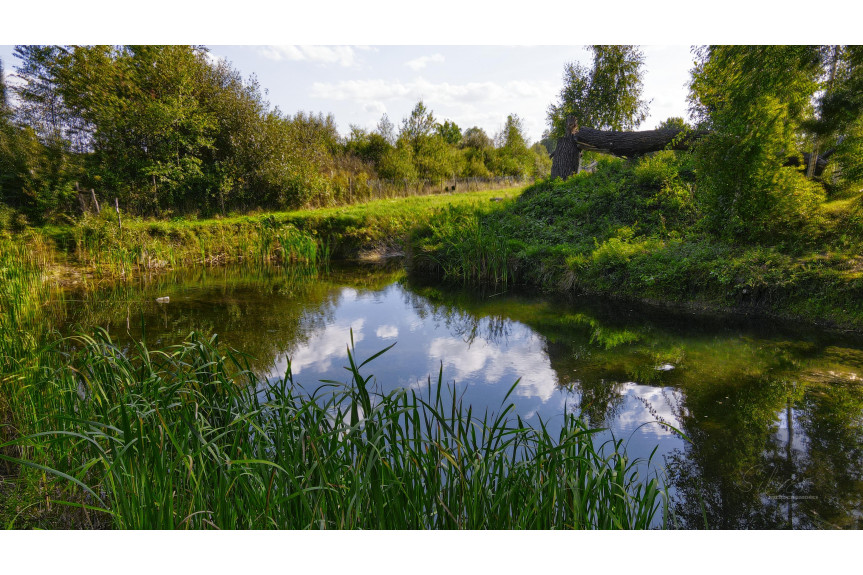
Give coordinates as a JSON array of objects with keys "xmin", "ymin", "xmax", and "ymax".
[
  {"xmin": 0, "ymin": 330, "xmax": 667, "ymax": 529},
  {"xmin": 68, "ymin": 213, "xmax": 327, "ymax": 278},
  {"xmin": 0, "ymin": 236, "xmax": 53, "ymax": 376},
  {"xmin": 415, "ymin": 206, "xmax": 512, "ymax": 288}
]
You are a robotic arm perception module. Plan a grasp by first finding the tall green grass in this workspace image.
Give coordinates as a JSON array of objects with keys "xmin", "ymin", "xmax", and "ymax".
[
  {"xmin": 0, "ymin": 235, "xmax": 53, "ymax": 382},
  {"xmin": 1, "ymin": 330, "xmax": 667, "ymax": 529},
  {"xmin": 65, "ymin": 213, "xmax": 326, "ymax": 278},
  {"xmin": 412, "ymin": 205, "xmax": 514, "ymax": 288},
  {"xmin": 37, "ymin": 187, "xmax": 523, "ymax": 279}
]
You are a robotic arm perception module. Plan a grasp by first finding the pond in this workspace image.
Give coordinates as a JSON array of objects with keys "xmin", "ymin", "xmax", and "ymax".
[{"xmin": 51, "ymin": 262, "xmax": 863, "ymax": 529}]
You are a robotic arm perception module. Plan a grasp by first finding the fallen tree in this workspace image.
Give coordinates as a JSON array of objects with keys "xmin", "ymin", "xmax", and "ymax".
[
  {"xmin": 550, "ymin": 119, "xmax": 700, "ymax": 178},
  {"xmin": 550, "ymin": 119, "xmax": 832, "ymax": 179}
]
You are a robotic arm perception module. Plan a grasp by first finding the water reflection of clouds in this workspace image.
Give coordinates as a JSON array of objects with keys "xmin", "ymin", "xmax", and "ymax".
[
  {"xmin": 276, "ymin": 318, "xmax": 365, "ymax": 375},
  {"xmin": 614, "ymin": 383, "xmax": 684, "ymax": 439},
  {"xmin": 376, "ymin": 324, "xmax": 399, "ymax": 339},
  {"xmin": 427, "ymin": 326, "xmax": 560, "ymax": 402}
]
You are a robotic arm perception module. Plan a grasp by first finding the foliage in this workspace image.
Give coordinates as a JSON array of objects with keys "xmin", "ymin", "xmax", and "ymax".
[
  {"xmin": 412, "ymin": 151, "xmax": 863, "ymax": 328},
  {"xmin": 656, "ymin": 117, "xmax": 688, "ymax": 130},
  {"xmin": 689, "ymin": 46, "xmax": 826, "ymax": 240},
  {"xmin": 436, "ymin": 119, "xmax": 462, "ymax": 145},
  {"xmin": 2, "ymin": 46, "xmax": 553, "ymax": 222},
  {"xmin": 816, "ymin": 46, "xmax": 863, "ymax": 191},
  {"xmin": 547, "ymin": 45, "xmax": 650, "ymax": 137}
]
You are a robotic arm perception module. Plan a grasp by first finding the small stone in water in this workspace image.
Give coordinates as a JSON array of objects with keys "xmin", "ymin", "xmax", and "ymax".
[
  {"xmin": 156, "ymin": 296, "xmax": 170, "ymax": 304},
  {"xmin": 655, "ymin": 363, "xmax": 675, "ymax": 371}
]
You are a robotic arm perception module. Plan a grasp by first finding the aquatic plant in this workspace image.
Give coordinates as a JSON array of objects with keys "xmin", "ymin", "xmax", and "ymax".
[{"xmin": 0, "ymin": 330, "xmax": 667, "ymax": 529}]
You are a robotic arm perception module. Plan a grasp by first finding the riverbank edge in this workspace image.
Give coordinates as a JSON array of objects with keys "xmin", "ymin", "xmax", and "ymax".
[
  {"xmin": 4, "ymin": 183, "xmax": 862, "ymax": 334},
  {"xmin": 408, "ymin": 261, "xmax": 863, "ymax": 336}
]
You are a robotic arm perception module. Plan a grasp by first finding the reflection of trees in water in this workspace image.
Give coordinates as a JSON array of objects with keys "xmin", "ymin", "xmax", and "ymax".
[
  {"xmin": 790, "ymin": 378, "xmax": 863, "ymax": 528},
  {"xmin": 664, "ymin": 371, "xmax": 863, "ymax": 529},
  {"xmin": 53, "ymin": 266, "xmax": 353, "ymax": 375},
  {"xmin": 399, "ymin": 288, "xmax": 513, "ymax": 346}
]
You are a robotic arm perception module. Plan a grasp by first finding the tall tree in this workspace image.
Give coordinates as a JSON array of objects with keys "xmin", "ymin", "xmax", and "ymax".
[
  {"xmin": 399, "ymin": 100, "xmax": 436, "ymax": 154},
  {"xmin": 436, "ymin": 120, "xmax": 462, "ymax": 146},
  {"xmin": 808, "ymin": 46, "xmax": 863, "ymax": 189},
  {"xmin": 376, "ymin": 113, "xmax": 396, "ymax": 145},
  {"xmin": 689, "ymin": 45, "xmax": 824, "ymax": 239},
  {"xmin": 547, "ymin": 45, "xmax": 650, "ymax": 138},
  {"xmin": 494, "ymin": 114, "xmax": 533, "ymax": 177}
]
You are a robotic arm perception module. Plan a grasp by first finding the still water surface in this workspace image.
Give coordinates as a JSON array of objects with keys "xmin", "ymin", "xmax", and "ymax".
[{"xmin": 54, "ymin": 263, "xmax": 863, "ymax": 529}]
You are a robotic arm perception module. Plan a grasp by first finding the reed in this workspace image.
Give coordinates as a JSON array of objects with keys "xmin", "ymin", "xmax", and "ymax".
[
  {"xmin": 66, "ymin": 213, "xmax": 326, "ymax": 278},
  {"xmin": 413, "ymin": 205, "xmax": 514, "ymax": 288},
  {"xmin": 1, "ymin": 329, "xmax": 667, "ymax": 529}
]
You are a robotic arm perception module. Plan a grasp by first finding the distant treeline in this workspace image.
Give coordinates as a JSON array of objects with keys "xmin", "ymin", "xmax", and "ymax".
[{"xmin": 0, "ymin": 45, "xmax": 551, "ymax": 223}]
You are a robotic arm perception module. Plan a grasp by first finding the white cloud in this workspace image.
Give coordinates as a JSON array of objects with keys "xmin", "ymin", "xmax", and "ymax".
[
  {"xmin": 375, "ymin": 325, "xmax": 399, "ymax": 339},
  {"xmin": 363, "ymin": 101, "xmax": 387, "ymax": 115},
  {"xmin": 311, "ymin": 78, "xmax": 556, "ymax": 107},
  {"xmin": 405, "ymin": 53, "xmax": 445, "ymax": 71},
  {"xmin": 257, "ymin": 45, "xmax": 363, "ymax": 67},
  {"xmin": 202, "ymin": 50, "xmax": 226, "ymax": 68}
]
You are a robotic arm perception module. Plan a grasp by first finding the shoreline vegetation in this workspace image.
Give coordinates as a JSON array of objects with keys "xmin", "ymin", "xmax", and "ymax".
[
  {"xmin": 3, "ymin": 44, "xmax": 863, "ymax": 529},
  {"xmin": 6, "ymin": 168, "xmax": 862, "ymax": 332},
  {"xmin": 408, "ymin": 155, "xmax": 863, "ymax": 333}
]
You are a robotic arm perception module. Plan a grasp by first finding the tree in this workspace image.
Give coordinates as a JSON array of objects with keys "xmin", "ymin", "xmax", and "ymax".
[
  {"xmin": 376, "ymin": 113, "xmax": 396, "ymax": 145},
  {"xmin": 807, "ymin": 46, "xmax": 863, "ymax": 189},
  {"xmin": 530, "ymin": 142, "xmax": 552, "ymax": 179},
  {"xmin": 461, "ymin": 126, "xmax": 492, "ymax": 150},
  {"xmin": 378, "ymin": 142, "xmax": 418, "ymax": 181},
  {"xmin": 399, "ymin": 100, "xmax": 436, "ymax": 154},
  {"xmin": 547, "ymin": 45, "xmax": 650, "ymax": 138},
  {"xmin": 459, "ymin": 126, "xmax": 494, "ymax": 177},
  {"xmin": 436, "ymin": 120, "xmax": 461, "ymax": 146},
  {"xmin": 656, "ymin": 117, "xmax": 688, "ymax": 131},
  {"xmin": 689, "ymin": 45, "xmax": 825, "ymax": 239},
  {"xmin": 345, "ymin": 124, "xmax": 392, "ymax": 169},
  {"xmin": 493, "ymin": 114, "xmax": 533, "ymax": 177}
]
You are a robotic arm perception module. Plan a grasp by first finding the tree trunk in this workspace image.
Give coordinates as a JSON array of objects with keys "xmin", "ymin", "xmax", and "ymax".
[
  {"xmin": 550, "ymin": 136, "xmax": 581, "ymax": 179},
  {"xmin": 786, "ymin": 150, "xmax": 832, "ymax": 178},
  {"xmin": 575, "ymin": 127, "xmax": 699, "ymax": 156}
]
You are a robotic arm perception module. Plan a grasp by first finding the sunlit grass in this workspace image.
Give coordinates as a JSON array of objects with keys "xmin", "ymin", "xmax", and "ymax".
[{"xmin": 36, "ymin": 186, "xmax": 524, "ymax": 279}]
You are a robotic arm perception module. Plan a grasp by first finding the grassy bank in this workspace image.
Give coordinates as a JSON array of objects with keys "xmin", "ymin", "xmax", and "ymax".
[
  {"xmin": 411, "ymin": 153, "xmax": 863, "ymax": 330},
  {"xmin": 35, "ymin": 187, "xmax": 523, "ymax": 280}
]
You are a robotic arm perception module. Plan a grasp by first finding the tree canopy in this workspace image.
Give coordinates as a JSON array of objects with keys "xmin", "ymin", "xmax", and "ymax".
[
  {"xmin": 547, "ymin": 45, "xmax": 650, "ymax": 137},
  {"xmin": 0, "ymin": 46, "xmax": 550, "ymax": 222}
]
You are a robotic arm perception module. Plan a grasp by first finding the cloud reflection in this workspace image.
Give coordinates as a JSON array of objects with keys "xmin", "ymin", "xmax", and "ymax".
[
  {"xmin": 427, "ymin": 326, "xmax": 560, "ymax": 402},
  {"xmin": 614, "ymin": 382, "xmax": 684, "ymax": 438},
  {"xmin": 376, "ymin": 325, "xmax": 399, "ymax": 339},
  {"xmin": 276, "ymin": 318, "xmax": 365, "ymax": 376}
]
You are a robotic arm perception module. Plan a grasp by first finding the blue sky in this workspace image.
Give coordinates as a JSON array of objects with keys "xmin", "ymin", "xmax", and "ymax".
[
  {"xmin": 0, "ymin": 44, "xmax": 694, "ymax": 143},
  {"xmin": 0, "ymin": 1, "xmax": 846, "ymax": 144}
]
